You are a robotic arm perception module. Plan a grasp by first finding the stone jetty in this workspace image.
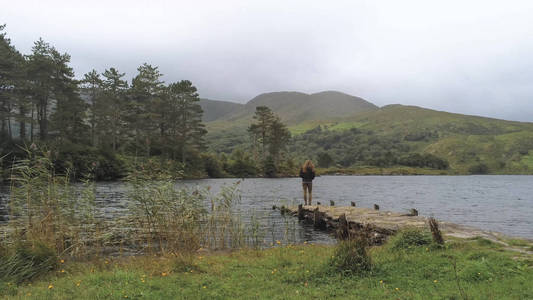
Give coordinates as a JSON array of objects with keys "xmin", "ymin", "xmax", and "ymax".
[{"xmin": 281, "ymin": 204, "xmax": 509, "ymax": 245}]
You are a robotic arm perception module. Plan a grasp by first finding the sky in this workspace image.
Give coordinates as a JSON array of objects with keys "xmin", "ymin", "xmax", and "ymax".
[{"xmin": 2, "ymin": 0, "xmax": 533, "ymax": 122}]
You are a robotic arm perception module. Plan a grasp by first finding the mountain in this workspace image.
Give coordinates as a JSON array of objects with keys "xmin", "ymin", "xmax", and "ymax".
[
  {"xmin": 205, "ymin": 91, "xmax": 378, "ymax": 134},
  {"xmin": 216, "ymin": 91, "xmax": 377, "ymax": 124},
  {"xmin": 199, "ymin": 98, "xmax": 244, "ymax": 122},
  {"xmin": 200, "ymin": 91, "xmax": 533, "ymax": 174}
]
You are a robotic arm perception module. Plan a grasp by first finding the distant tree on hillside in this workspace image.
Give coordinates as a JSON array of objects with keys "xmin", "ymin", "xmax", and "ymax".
[
  {"xmin": 248, "ymin": 106, "xmax": 291, "ymax": 176},
  {"xmin": 317, "ymin": 152, "xmax": 334, "ymax": 168},
  {"xmin": 248, "ymin": 106, "xmax": 275, "ymax": 160}
]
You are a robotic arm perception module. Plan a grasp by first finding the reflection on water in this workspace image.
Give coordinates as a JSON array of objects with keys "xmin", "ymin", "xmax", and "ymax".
[{"xmin": 1, "ymin": 175, "xmax": 533, "ymax": 241}]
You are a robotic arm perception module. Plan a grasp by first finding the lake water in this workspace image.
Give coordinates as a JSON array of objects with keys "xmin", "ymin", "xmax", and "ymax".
[{"xmin": 1, "ymin": 175, "xmax": 532, "ymax": 243}]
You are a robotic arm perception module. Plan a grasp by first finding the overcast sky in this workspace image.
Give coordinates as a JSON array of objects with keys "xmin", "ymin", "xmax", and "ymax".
[{"xmin": 2, "ymin": 0, "xmax": 533, "ymax": 121}]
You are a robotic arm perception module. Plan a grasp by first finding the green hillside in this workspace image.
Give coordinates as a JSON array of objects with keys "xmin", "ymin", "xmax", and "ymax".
[
  {"xmin": 205, "ymin": 91, "xmax": 379, "ymax": 150},
  {"xmin": 203, "ymin": 92, "xmax": 533, "ymax": 174},
  {"xmin": 207, "ymin": 91, "xmax": 377, "ymax": 129}
]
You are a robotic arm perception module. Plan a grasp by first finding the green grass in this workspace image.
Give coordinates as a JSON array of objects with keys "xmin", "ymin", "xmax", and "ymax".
[{"xmin": 2, "ymin": 239, "xmax": 532, "ymax": 299}]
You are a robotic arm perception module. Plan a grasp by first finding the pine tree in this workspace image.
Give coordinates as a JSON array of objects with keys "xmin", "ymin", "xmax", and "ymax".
[
  {"xmin": 248, "ymin": 106, "xmax": 275, "ymax": 160},
  {"xmin": 165, "ymin": 80, "xmax": 206, "ymax": 163},
  {"xmin": 49, "ymin": 50, "xmax": 88, "ymax": 143},
  {"xmin": 128, "ymin": 63, "xmax": 164, "ymax": 156},
  {"xmin": 267, "ymin": 116, "xmax": 291, "ymax": 163},
  {"xmin": 248, "ymin": 106, "xmax": 291, "ymax": 175},
  {"xmin": 0, "ymin": 24, "xmax": 24, "ymax": 142},
  {"xmin": 81, "ymin": 70, "xmax": 103, "ymax": 146},
  {"xmin": 101, "ymin": 67, "xmax": 128, "ymax": 151}
]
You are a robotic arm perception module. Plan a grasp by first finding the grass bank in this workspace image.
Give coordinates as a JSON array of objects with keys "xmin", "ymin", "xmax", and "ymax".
[{"xmin": 2, "ymin": 237, "xmax": 532, "ymax": 299}]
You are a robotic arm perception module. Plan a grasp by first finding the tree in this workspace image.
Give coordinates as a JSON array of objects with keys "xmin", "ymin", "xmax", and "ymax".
[
  {"xmin": 267, "ymin": 116, "xmax": 291, "ymax": 163},
  {"xmin": 164, "ymin": 80, "xmax": 206, "ymax": 163},
  {"xmin": 101, "ymin": 67, "xmax": 128, "ymax": 151},
  {"xmin": 0, "ymin": 24, "xmax": 24, "ymax": 142},
  {"xmin": 317, "ymin": 151, "xmax": 334, "ymax": 168},
  {"xmin": 248, "ymin": 106, "xmax": 291, "ymax": 175},
  {"xmin": 49, "ymin": 51, "xmax": 88, "ymax": 144},
  {"xmin": 25, "ymin": 39, "xmax": 55, "ymax": 140},
  {"xmin": 128, "ymin": 63, "xmax": 164, "ymax": 156},
  {"xmin": 248, "ymin": 106, "xmax": 275, "ymax": 160},
  {"xmin": 81, "ymin": 70, "xmax": 103, "ymax": 146}
]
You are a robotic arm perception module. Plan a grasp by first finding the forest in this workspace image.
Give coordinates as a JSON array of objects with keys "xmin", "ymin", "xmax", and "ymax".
[{"xmin": 0, "ymin": 25, "xmax": 283, "ymax": 180}]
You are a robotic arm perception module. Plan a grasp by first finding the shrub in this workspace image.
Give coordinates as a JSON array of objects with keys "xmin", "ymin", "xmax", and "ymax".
[
  {"xmin": 329, "ymin": 238, "xmax": 372, "ymax": 276},
  {"xmin": 202, "ymin": 154, "xmax": 225, "ymax": 178},
  {"xmin": 227, "ymin": 159, "xmax": 257, "ymax": 177},
  {"xmin": 317, "ymin": 152, "xmax": 334, "ymax": 168},
  {"xmin": 263, "ymin": 156, "xmax": 277, "ymax": 178},
  {"xmin": 469, "ymin": 163, "xmax": 489, "ymax": 174},
  {"xmin": 0, "ymin": 242, "xmax": 58, "ymax": 283},
  {"xmin": 429, "ymin": 217, "xmax": 444, "ymax": 245},
  {"xmin": 388, "ymin": 228, "xmax": 432, "ymax": 251},
  {"xmin": 172, "ymin": 253, "xmax": 200, "ymax": 273}
]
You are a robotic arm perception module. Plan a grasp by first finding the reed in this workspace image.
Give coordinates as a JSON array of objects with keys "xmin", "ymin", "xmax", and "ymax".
[{"xmin": 4, "ymin": 149, "xmax": 102, "ymax": 258}]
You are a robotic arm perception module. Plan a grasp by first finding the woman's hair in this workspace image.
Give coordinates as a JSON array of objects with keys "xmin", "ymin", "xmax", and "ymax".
[{"xmin": 302, "ymin": 160, "xmax": 315, "ymax": 172}]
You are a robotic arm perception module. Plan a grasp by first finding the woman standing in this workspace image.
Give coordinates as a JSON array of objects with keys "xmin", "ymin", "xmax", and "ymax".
[{"xmin": 299, "ymin": 160, "xmax": 316, "ymax": 205}]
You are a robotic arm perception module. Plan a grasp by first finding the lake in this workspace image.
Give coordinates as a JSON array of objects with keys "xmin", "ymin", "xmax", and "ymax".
[{"xmin": 1, "ymin": 175, "xmax": 532, "ymax": 244}]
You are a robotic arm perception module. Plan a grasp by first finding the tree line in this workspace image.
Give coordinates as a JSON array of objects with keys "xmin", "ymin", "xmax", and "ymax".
[{"xmin": 0, "ymin": 25, "xmax": 206, "ymax": 179}]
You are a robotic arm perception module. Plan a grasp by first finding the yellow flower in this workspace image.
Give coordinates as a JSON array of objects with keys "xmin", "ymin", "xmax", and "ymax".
[
  {"xmin": 379, "ymin": 280, "xmax": 383, "ymax": 284},
  {"xmin": 76, "ymin": 281, "xmax": 81, "ymax": 287},
  {"xmin": 161, "ymin": 272, "xmax": 168, "ymax": 277},
  {"xmin": 60, "ymin": 269, "xmax": 65, "ymax": 273},
  {"xmin": 395, "ymin": 287, "xmax": 399, "ymax": 291},
  {"xmin": 426, "ymin": 248, "xmax": 429, "ymax": 251},
  {"xmin": 27, "ymin": 293, "xmax": 32, "ymax": 297},
  {"xmin": 48, "ymin": 284, "xmax": 54, "ymax": 289},
  {"xmin": 60, "ymin": 259, "xmax": 65, "ymax": 263},
  {"xmin": 105, "ymin": 260, "xmax": 109, "ymax": 264},
  {"xmin": 202, "ymin": 286, "xmax": 207, "ymax": 289},
  {"xmin": 303, "ymin": 241, "xmax": 308, "ymax": 244},
  {"xmin": 276, "ymin": 240, "xmax": 281, "ymax": 245},
  {"xmin": 434, "ymin": 280, "xmax": 438, "ymax": 283}
]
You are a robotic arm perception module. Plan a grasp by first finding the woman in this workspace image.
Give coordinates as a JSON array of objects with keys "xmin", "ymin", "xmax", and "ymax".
[{"xmin": 299, "ymin": 160, "xmax": 316, "ymax": 205}]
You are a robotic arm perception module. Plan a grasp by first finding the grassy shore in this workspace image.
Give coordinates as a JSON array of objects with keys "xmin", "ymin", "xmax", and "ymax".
[
  {"xmin": 317, "ymin": 166, "xmax": 452, "ymax": 176},
  {"xmin": 2, "ymin": 237, "xmax": 532, "ymax": 300}
]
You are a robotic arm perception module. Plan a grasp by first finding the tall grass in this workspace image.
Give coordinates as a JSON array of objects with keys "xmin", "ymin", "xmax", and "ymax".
[
  {"xmin": 1, "ymin": 149, "xmax": 280, "ymax": 283},
  {"xmin": 5, "ymin": 149, "xmax": 100, "ymax": 258},
  {"xmin": 127, "ymin": 177, "xmax": 207, "ymax": 254},
  {"xmin": 205, "ymin": 182, "xmax": 247, "ymax": 249}
]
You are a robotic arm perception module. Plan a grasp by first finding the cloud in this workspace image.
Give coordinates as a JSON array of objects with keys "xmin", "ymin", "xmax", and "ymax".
[{"xmin": 2, "ymin": 0, "xmax": 533, "ymax": 121}]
